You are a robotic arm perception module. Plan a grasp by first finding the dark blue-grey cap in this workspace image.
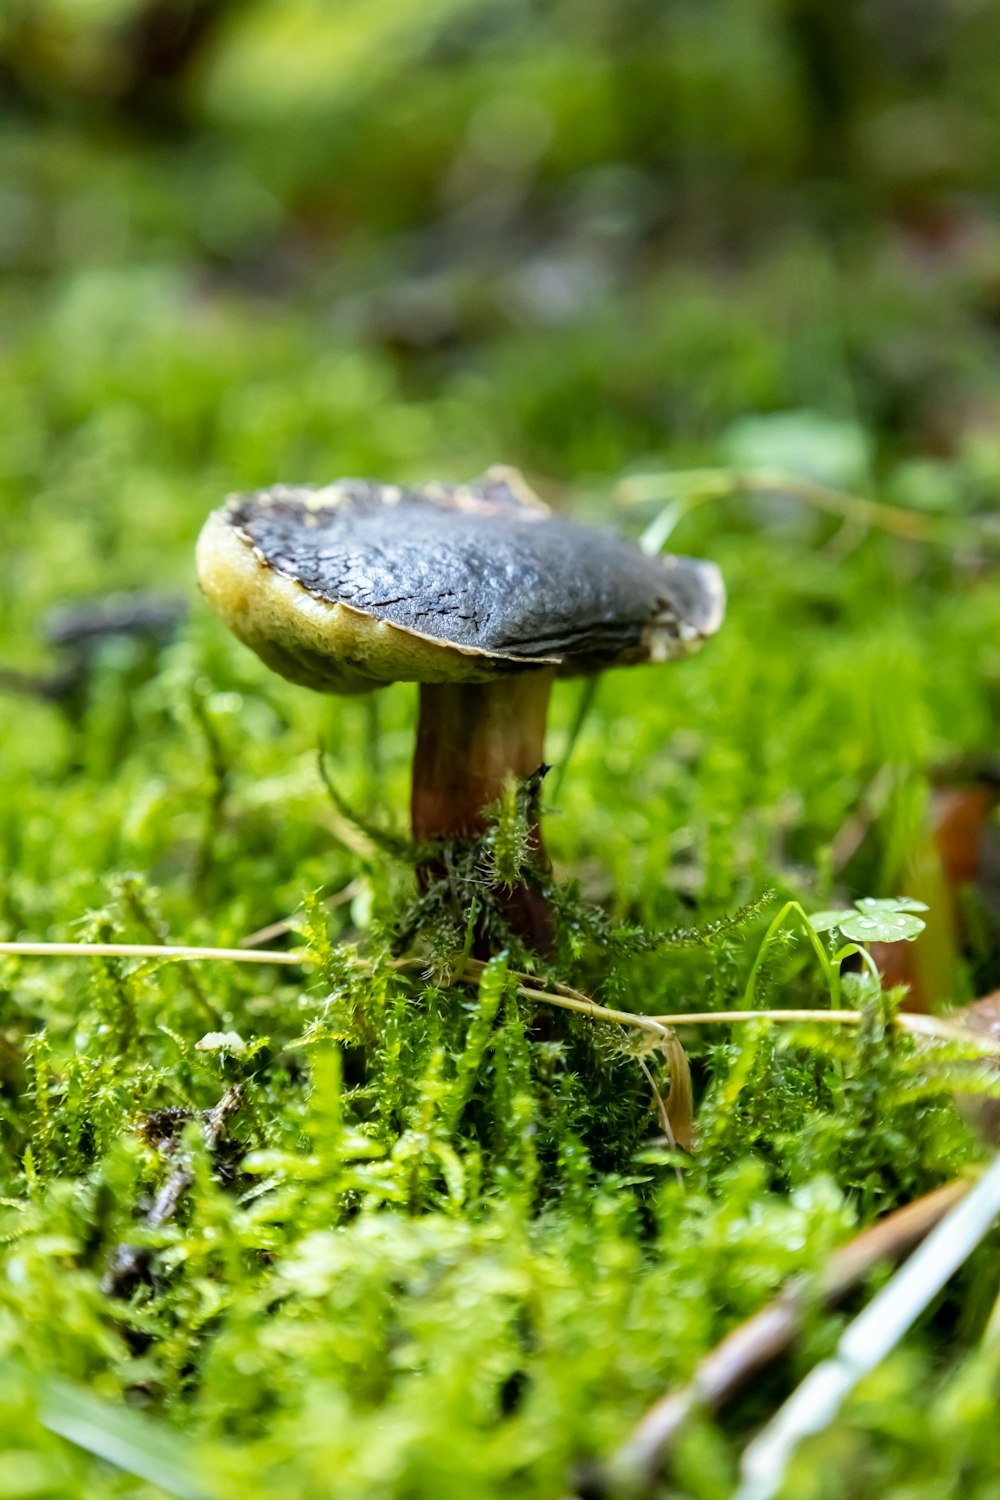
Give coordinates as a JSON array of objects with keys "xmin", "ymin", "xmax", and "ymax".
[{"xmin": 197, "ymin": 467, "xmax": 725, "ymax": 694}]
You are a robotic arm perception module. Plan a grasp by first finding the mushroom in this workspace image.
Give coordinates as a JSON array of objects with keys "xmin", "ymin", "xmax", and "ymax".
[
  {"xmin": 0, "ymin": 592, "xmax": 186, "ymax": 706},
  {"xmin": 196, "ymin": 467, "xmax": 724, "ymax": 950}
]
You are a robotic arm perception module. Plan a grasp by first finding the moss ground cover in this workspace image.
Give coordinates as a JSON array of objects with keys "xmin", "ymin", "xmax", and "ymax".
[{"xmin": 3, "ymin": 4, "xmax": 1000, "ymax": 1496}]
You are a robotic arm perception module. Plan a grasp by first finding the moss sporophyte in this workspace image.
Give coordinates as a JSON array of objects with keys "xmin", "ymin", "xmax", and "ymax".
[{"xmin": 196, "ymin": 466, "xmax": 725, "ymax": 954}]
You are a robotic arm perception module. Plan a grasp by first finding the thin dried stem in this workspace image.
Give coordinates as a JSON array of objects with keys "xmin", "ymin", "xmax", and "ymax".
[
  {"xmin": 391, "ymin": 955, "xmax": 671, "ymax": 1039},
  {"xmin": 0, "ymin": 941, "xmax": 306, "ymax": 965},
  {"xmin": 511, "ymin": 985, "xmax": 670, "ymax": 1039},
  {"xmin": 649, "ymin": 1007, "xmax": 997, "ymax": 1048},
  {"xmin": 634, "ymin": 1048, "xmax": 674, "ymax": 1146},
  {"xmin": 239, "ymin": 879, "xmax": 363, "ymax": 948},
  {"xmin": 3, "ymin": 942, "xmax": 994, "ymax": 1054}
]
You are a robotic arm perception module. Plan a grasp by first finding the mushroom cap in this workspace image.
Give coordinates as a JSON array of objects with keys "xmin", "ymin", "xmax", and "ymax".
[{"xmin": 196, "ymin": 467, "xmax": 725, "ymax": 694}]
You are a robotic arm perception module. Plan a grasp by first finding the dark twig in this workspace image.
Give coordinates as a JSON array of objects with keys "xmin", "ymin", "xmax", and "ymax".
[
  {"xmin": 102, "ymin": 1086, "xmax": 244, "ymax": 1298},
  {"xmin": 146, "ymin": 1086, "xmax": 244, "ymax": 1227}
]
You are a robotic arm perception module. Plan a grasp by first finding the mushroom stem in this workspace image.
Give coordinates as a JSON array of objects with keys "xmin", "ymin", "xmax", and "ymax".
[
  {"xmin": 411, "ymin": 670, "xmax": 556, "ymax": 951},
  {"xmin": 412, "ymin": 670, "xmax": 554, "ymax": 840}
]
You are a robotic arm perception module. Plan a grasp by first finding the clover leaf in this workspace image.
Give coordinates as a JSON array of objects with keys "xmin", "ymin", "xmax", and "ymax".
[
  {"xmin": 838, "ymin": 909, "xmax": 926, "ymax": 943},
  {"xmin": 809, "ymin": 896, "xmax": 927, "ymax": 945},
  {"xmin": 855, "ymin": 896, "xmax": 928, "ymax": 915},
  {"xmin": 807, "ymin": 909, "xmax": 855, "ymax": 934}
]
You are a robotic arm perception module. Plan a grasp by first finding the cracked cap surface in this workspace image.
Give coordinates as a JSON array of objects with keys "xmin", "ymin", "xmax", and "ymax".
[{"xmin": 196, "ymin": 466, "xmax": 725, "ymax": 694}]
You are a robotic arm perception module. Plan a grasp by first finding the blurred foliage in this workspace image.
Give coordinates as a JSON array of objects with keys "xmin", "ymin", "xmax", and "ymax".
[{"xmin": 3, "ymin": 2, "xmax": 1000, "ymax": 1496}]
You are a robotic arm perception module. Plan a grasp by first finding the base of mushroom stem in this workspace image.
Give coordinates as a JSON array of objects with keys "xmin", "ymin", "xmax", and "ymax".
[
  {"xmin": 410, "ymin": 672, "xmax": 556, "ymax": 954},
  {"xmin": 481, "ymin": 859, "xmax": 555, "ymax": 957},
  {"xmin": 414, "ymin": 837, "xmax": 555, "ymax": 959}
]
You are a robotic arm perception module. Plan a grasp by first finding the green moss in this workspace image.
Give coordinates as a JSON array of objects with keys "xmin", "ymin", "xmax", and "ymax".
[{"xmin": 3, "ymin": 5, "xmax": 1000, "ymax": 1493}]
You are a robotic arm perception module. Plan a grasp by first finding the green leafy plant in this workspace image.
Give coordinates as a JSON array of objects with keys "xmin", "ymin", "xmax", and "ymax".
[
  {"xmin": 810, "ymin": 897, "xmax": 929, "ymax": 947},
  {"xmin": 742, "ymin": 897, "xmax": 928, "ymax": 1009}
]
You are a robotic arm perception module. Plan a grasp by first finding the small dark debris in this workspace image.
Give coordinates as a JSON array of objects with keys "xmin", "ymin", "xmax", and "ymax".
[{"xmin": 103, "ymin": 1086, "xmax": 245, "ymax": 1302}]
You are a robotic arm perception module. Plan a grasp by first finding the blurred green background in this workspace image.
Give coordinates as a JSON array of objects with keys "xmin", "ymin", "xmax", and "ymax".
[
  {"xmin": 5, "ymin": 0, "xmax": 1000, "ymax": 503},
  {"xmin": 3, "ymin": 7, "xmax": 1000, "ymax": 1498}
]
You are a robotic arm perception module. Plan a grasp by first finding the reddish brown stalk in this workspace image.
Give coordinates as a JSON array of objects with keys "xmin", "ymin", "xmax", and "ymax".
[
  {"xmin": 574, "ymin": 1177, "xmax": 970, "ymax": 1499},
  {"xmin": 411, "ymin": 670, "xmax": 555, "ymax": 952}
]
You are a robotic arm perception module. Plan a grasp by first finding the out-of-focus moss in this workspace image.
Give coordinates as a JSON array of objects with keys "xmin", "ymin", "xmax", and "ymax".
[{"xmin": 2, "ymin": 5, "xmax": 1000, "ymax": 1495}]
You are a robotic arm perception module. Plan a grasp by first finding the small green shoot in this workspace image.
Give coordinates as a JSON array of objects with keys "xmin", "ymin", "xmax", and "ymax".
[{"xmin": 743, "ymin": 896, "xmax": 928, "ymax": 1010}]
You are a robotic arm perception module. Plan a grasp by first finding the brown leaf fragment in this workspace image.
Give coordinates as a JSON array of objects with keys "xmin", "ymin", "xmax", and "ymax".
[{"xmin": 663, "ymin": 1031, "xmax": 694, "ymax": 1152}]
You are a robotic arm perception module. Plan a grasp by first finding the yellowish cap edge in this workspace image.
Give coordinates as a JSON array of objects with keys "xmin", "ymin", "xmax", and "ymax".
[{"xmin": 195, "ymin": 509, "xmax": 557, "ymax": 694}]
